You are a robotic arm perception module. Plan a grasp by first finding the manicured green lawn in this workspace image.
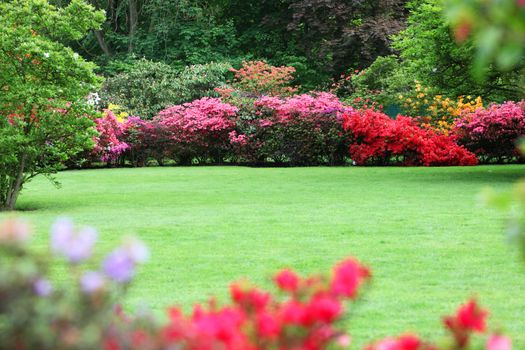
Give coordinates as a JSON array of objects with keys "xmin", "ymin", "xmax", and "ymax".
[{"xmin": 3, "ymin": 166, "xmax": 525, "ymax": 347}]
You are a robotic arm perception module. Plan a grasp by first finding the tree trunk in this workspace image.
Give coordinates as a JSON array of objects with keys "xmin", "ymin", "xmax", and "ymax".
[
  {"xmin": 128, "ymin": 0, "xmax": 138, "ymax": 53},
  {"xmin": 3, "ymin": 156, "xmax": 26, "ymax": 211},
  {"xmin": 94, "ymin": 30, "xmax": 111, "ymax": 56}
]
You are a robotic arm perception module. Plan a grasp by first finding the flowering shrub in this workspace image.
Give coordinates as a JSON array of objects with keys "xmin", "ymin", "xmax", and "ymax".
[
  {"xmin": 0, "ymin": 218, "xmax": 514, "ymax": 350},
  {"xmin": 219, "ymin": 60, "xmax": 299, "ymax": 98},
  {"xmin": 398, "ymin": 82, "xmax": 484, "ymax": 135},
  {"xmin": 342, "ymin": 109, "xmax": 478, "ymax": 166},
  {"xmin": 454, "ymin": 101, "xmax": 525, "ymax": 163},
  {"xmin": 154, "ymin": 98, "xmax": 238, "ymax": 164},
  {"xmin": 158, "ymin": 258, "xmax": 370, "ymax": 349},
  {"xmin": 90, "ymin": 93, "xmax": 351, "ymax": 166},
  {"xmin": 93, "ymin": 108, "xmax": 130, "ymax": 163},
  {"xmin": 232, "ymin": 92, "xmax": 351, "ymax": 165}
]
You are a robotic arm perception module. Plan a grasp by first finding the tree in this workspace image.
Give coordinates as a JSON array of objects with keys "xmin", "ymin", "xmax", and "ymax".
[
  {"xmin": 51, "ymin": 0, "xmax": 239, "ymax": 68},
  {"xmin": 0, "ymin": 0, "xmax": 105, "ymax": 210},
  {"xmin": 445, "ymin": 0, "xmax": 524, "ymax": 96},
  {"xmin": 391, "ymin": 0, "xmax": 523, "ymax": 101},
  {"xmin": 286, "ymin": 0, "xmax": 408, "ymax": 73}
]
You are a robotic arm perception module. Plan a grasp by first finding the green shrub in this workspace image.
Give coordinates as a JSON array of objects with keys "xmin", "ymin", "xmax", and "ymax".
[{"xmin": 99, "ymin": 60, "xmax": 232, "ymax": 118}]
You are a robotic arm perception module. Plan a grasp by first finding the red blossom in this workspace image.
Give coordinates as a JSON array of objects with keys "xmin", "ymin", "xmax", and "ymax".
[
  {"xmin": 274, "ymin": 268, "xmax": 300, "ymax": 292},
  {"xmin": 304, "ymin": 295, "xmax": 343, "ymax": 324},
  {"xmin": 443, "ymin": 299, "xmax": 488, "ymax": 348},
  {"xmin": 256, "ymin": 312, "xmax": 281, "ymax": 338},
  {"xmin": 330, "ymin": 258, "xmax": 370, "ymax": 298}
]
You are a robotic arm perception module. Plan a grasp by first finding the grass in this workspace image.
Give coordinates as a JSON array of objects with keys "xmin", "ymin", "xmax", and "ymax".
[{"xmin": 2, "ymin": 165, "xmax": 525, "ymax": 347}]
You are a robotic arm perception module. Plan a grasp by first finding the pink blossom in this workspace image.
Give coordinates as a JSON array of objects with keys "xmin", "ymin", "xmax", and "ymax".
[{"xmin": 487, "ymin": 334, "xmax": 512, "ymax": 350}]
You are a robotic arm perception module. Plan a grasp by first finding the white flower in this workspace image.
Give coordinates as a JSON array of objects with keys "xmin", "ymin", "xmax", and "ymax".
[
  {"xmin": 87, "ymin": 92, "xmax": 101, "ymax": 106},
  {"xmin": 432, "ymin": 67, "xmax": 437, "ymax": 73},
  {"xmin": 43, "ymin": 52, "xmax": 50, "ymax": 58},
  {"xmin": 73, "ymin": 53, "xmax": 79, "ymax": 60}
]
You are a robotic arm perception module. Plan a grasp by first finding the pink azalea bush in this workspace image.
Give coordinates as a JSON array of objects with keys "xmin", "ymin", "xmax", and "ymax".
[
  {"xmin": 0, "ymin": 218, "xmax": 513, "ymax": 350},
  {"xmin": 93, "ymin": 109, "xmax": 130, "ymax": 163},
  {"xmin": 454, "ymin": 101, "xmax": 525, "ymax": 163},
  {"xmin": 121, "ymin": 116, "xmax": 174, "ymax": 166},
  {"xmin": 153, "ymin": 97, "xmax": 238, "ymax": 164},
  {"xmin": 232, "ymin": 92, "xmax": 351, "ymax": 165}
]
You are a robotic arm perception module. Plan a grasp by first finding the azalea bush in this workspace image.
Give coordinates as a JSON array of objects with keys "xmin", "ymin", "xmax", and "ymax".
[
  {"xmin": 342, "ymin": 109, "xmax": 478, "ymax": 166},
  {"xmin": 454, "ymin": 101, "xmax": 525, "ymax": 163},
  {"xmin": 398, "ymin": 82, "xmax": 484, "ymax": 135},
  {"xmin": 92, "ymin": 108, "xmax": 130, "ymax": 164},
  {"xmin": 231, "ymin": 93, "xmax": 351, "ymax": 165},
  {"xmin": 229, "ymin": 60, "xmax": 298, "ymax": 97},
  {"xmin": 366, "ymin": 299, "xmax": 510, "ymax": 350},
  {"xmin": 216, "ymin": 61, "xmax": 299, "ymax": 100},
  {"xmin": 0, "ymin": 218, "xmax": 513, "ymax": 350},
  {"xmin": 153, "ymin": 98, "xmax": 238, "ymax": 164},
  {"xmin": 121, "ymin": 117, "xmax": 166, "ymax": 167}
]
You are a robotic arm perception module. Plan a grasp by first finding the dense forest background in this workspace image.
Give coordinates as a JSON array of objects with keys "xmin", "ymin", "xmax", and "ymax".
[
  {"xmin": 49, "ymin": 0, "xmax": 523, "ymax": 104},
  {"xmin": 50, "ymin": 0, "xmax": 407, "ymax": 87}
]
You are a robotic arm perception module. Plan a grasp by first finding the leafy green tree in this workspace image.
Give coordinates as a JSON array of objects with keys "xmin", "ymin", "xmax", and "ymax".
[
  {"xmin": 392, "ymin": 0, "xmax": 523, "ymax": 101},
  {"xmin": 52, "ymin": 0, "xmax": 239, "ymax": 67},
  {"xmin": 0, "ymin": 0, "xmax": 104, "ymax": 210}
]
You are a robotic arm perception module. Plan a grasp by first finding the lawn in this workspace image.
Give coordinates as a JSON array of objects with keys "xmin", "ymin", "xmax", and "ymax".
[{"xmin": 2, "ymin": 165, "xmax": 525, "ymax": 348}]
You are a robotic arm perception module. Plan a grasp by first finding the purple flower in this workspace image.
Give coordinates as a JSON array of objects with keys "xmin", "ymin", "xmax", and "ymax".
[
  {"xmin": 102, "ymin": 237, "xmax": 149, "ymax": 283},
  {"xmin": 103, "ymin": 248, "xmax": 136, "ymax": 283},
  {"xmin": 33, "ymin": 278, "xmax": 52, "ymax": 296},
  {"xmin": 122, "ymin": 237, "xmax": 149, "ymax": 263},
  {"xmin": 50, "ymin": 218, "xmax": 97, "ymax": 264},
  {"xmin": 80, "ymin": 271, "xmax": 106, "ymax": 294}
]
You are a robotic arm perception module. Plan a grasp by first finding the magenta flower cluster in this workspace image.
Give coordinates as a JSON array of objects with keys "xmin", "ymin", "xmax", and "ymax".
[
  {"xmin": 93, "ymin": 109, "xmax": 130, "ymax": 162},
  {"xmin": 154, "ymin": 97, "xmax": 238, "ymax": 146},
  {"xmin": 454, "ymin": 101, "xmax": 525, "ymax": 162}
]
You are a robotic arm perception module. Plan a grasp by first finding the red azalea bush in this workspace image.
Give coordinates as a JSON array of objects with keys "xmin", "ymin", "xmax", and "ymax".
[
  {"xmin": 0, "ymin": 218, "xmax": 513, "ymax": 350},
  {"xmin": 232, "ymin": 92, "xmax": 351, "ymax": 165},
  {"xmin": 93, "ymin": 109, "xmax": 130, "ymax": 163},
  {"xmin": 342, "ymin": 109, "xmax": 478, "ymax": 166},
  {"xmin": 156, "ymin": 258, "xmax": 370, "ymax": 349},
  {"xmin": 153, "ymin": 98, "xmax": 238, "ymax": 164},
  {"xmin": 454, "ymin": 101, "xmax": 525, "ymax": 163}
]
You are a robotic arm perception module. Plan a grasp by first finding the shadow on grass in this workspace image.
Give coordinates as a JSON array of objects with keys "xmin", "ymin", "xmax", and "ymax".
[{"xmin": 14, "ymin": 200, "xmax": 79, "ymax": 212}]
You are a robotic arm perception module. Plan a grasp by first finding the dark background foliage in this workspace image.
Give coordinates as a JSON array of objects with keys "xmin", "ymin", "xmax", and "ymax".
[{"xmin": 49, "ymin": 0, "xmax": 408, "ymax": 87}]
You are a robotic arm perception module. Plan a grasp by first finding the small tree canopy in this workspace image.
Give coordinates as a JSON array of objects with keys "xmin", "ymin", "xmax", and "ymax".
[{"xmin": 0, "ymin": 0, "xmax": 105, "ymax": 210}]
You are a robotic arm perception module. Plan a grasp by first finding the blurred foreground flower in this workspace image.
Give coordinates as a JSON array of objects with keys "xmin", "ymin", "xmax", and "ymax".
[{"xmin": 0, "ymin": 218, "xmax": 513, "ymax": 350}]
